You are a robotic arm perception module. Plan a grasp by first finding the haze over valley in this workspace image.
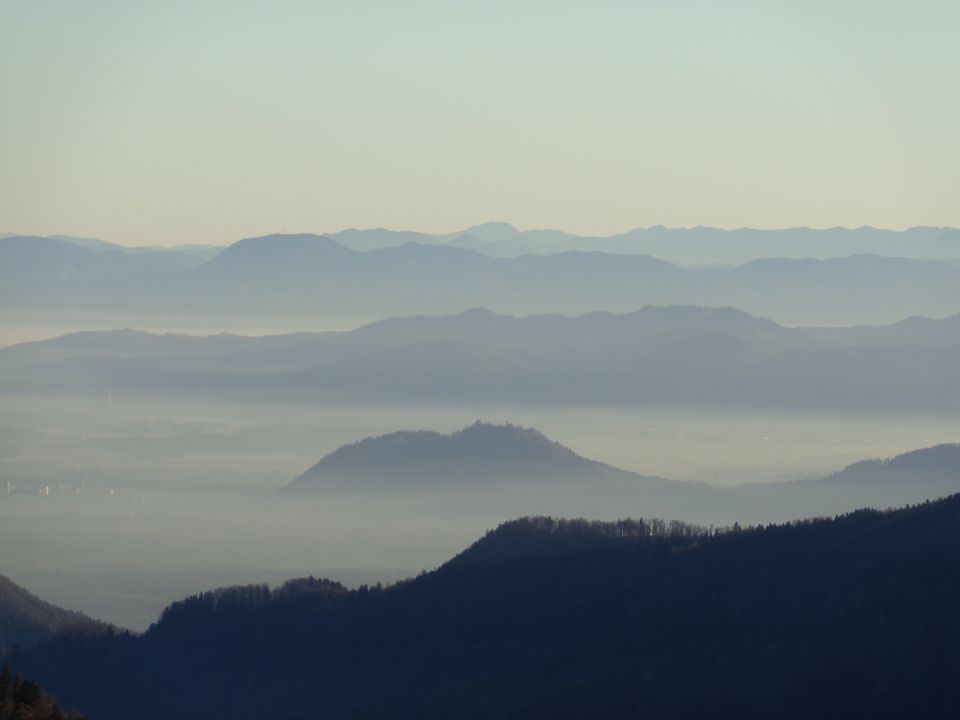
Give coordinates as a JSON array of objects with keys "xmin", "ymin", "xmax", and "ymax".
[
  {"xmin": 4, "ymin": 227, "xmax": 960, "ymax": 338},
  {"xmin": 2, "ymin": 228, "xmax": 959, "ymax": 635},
  {"xmin": 3, "ymin": 2, "xmax": 959, "ymax": 716}
]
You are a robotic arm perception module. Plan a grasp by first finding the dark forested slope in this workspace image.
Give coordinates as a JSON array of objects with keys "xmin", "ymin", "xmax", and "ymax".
[
  {"xmin": 0, "ymin": 576, "xmax": 98, "ymax": 657},
  {"xmin": 13, "ymin": 495, "xmax": 960, "ymax": 719}
]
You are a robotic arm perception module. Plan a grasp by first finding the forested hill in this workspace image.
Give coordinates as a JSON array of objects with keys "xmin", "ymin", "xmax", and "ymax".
[
  {"xmin": 13, "ymin": 494, "xmax": 960, "ymax": 720},
  {"xmin": 285, "ymin": 421, "xmax": 663, "ymax": 492},
  {"xmin": 0, "ymin": 575, "xmax": 99, "ymax": 657},
  {"xmin": 825, "ymin": 443, "xmax": 960, "ymax": 484}
]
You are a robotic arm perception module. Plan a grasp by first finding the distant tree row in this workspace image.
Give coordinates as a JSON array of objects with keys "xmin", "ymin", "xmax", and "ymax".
[{"xmin": 496, "ymin": 515, "xmax": 715, "ymax": 539}]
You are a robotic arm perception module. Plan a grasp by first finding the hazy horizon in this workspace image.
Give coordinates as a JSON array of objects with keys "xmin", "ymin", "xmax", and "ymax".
[
  {"xmin": 3, "ymin": 3, "xmax": 959, "ymax": 716},
  {"xmin": 3, "ymin": 1, "xmax": 959, "ymax": 245},
  {"xmin": 5, "ymin": 221, "xmax": 960, "ymax": 249}
]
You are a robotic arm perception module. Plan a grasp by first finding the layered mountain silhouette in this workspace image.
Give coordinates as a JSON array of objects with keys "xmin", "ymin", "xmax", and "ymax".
[
  {"xmin": 730, "ymin": 443, "xmax": 960, "ymax": 521},
  {"xmin": 4, "ymin": 232, "xmax": 960, "ymax": 326},
  {"xmin": 14, "ymin": 224, "xmax": 960, "ymax": 263},
  {"xmin": 829, "ymin": 443, "xmax": 960, "ymax": 480},
  {"xmin": 331, "ymin": 223, "xmax": 960, "ymax": 264},
  {"xmin": 285, "ymin": 421, "xmax": 670, "ymax": 493},
  {"xmin": 0, "ymin": 235, "xmax": 209, "ymax": 279},
  {"xmin": 4, "ymin": 306, "xmax": 959, "ymax": 412},
  {"xmin": 11, "ymin": 494, "xmax": 960, "ymax": 719},
  {"xmin": 283, "ymin": 422, "xmax": 959, "ymax": 519},
  {"xmin": 0, "ymin": 574, "xmax": 99, "ymax": 656},
  {"xmin": 810, "ymin": 443, "xmax": 960, "ymax": 504}
]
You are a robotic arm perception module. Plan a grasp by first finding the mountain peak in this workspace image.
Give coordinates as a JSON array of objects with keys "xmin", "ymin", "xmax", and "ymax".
[
  {"xmin": 456, "ymin": 307, "xmax": 501, "ymax": 321},
  {"xmin": 201, "ymin": 233, "xmax": 353, "ymax": 273},
  {"xmin": 220, "ymin": 232, "xmax": 349, "ymax": 254},
  {"xmin": 284, "ymin": 422, "xmax": 619, "ymax": 493},
  {"xmin": 451, "ymin": 420, "xmax": 556, "ymax": 447},
  {"xmin": 459, "ymin": 221, "xmax": 519, "ymax": 242}
]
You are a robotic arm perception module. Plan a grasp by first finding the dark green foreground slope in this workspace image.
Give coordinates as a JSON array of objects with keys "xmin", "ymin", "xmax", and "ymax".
[
  {"xmin": 0, "ymin": 576, "xmax": 97, "ymax": 657},
  {"xmin": 12, "ymin": 495, "xmax": 960, "ymax": 719}
]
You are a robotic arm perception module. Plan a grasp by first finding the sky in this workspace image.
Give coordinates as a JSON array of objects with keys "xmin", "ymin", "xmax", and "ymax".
[{"xmin": 1, "ymin": 0, "xmax": 957, "ymax": 246}]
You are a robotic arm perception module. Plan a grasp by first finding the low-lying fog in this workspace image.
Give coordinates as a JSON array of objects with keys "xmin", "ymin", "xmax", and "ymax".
[{"xmin": 2, "ymin": 393, "xmax": 958, "ymax": 630}]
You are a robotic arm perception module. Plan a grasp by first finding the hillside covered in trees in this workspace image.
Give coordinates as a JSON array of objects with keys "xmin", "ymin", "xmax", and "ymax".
[
  {"xmin": 10, "ymin": 494, "xmax": 960, "ymax": 719},
  {"xmin": 0, "ymin": 576, "xmax": 99, "ymax": 657}
]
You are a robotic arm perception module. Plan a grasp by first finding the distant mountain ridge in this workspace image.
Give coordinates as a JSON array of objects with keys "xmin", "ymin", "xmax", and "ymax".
[
  {"xmin": 830, "ymin": 443, "xmax": 960, "ymax": 478},
  {"xmin": 4, "ymin": 231, "xmax": 960, "ymax": 326},
  {"xmin": 10, "ymin": 223, "xmax": 960, "ymax": 264},
  {"xmin": 286, "ymin": 421, "xmax": 665, "ymax": 493},
  {"xmin": 330, "ymin": 223, "xmax": 960, "ymax": 264},
  {"xmin": 727, "ymin": 443, "xmax": 960, "ymax": 520},
  {"xmin": 6, "ymin": 233, "xmax": 220, "ymax": 258},
  {"xmin": 811, "ymin": 444, "xmax": 960, "ymax": 504},
  {"xmin": 3, "ymin": 306, "xmax": 959, "ymax": 413},
  {"xmin": 286, "ymin": 423, "xmax": 960, "ymax": 521}
]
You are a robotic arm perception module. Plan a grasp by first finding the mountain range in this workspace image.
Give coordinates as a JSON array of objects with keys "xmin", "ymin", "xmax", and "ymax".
[
  {"xmin": 13, "ymin": 223, "xmax": 960, "ymax": 264},
  {"xmin": 4, "ymin": 306, "xmax": 959, "ymax": 413},
  {"xmin": 329, "ymin": 222, "xmax": 960, "ymax": 265},
  {"xmin": 4, "ymin": 232, "xmax": 960, "ymax": 327}
]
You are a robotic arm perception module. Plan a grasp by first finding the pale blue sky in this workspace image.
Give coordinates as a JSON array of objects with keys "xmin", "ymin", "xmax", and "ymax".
[{"xmin": 1, "ymin": 0, "xmax": 957, "ymax": 245}]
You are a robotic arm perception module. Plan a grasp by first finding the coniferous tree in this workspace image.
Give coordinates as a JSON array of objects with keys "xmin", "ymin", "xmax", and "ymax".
[
  {"xmin": 0, "ymin": 666, "xmax": 83, "ymax": 720},
  {"xmin": 0, "ymin": 665, "xmax": 12, "ymax": 717}
]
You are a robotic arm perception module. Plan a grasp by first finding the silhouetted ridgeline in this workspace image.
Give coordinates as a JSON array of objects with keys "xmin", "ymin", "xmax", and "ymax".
[
  {"xmin": 12, "ymin": 495, "xmax": 960, "ymax": 719},
  {"xmin": 828, "ymin": 443, "xmax": 960, "ymax": 479},
  {"xmin": 329, "ymin": 222, "xmax": 960, "ymax": 264},
  {"xmin": 287, "ymin": 426, "xmax": 959, "ymax": 522},
  {"xmin": 0, "ymin": 575, "xmax": 100, "ymax": 657},
  {"xmin": 728, "ymin": 443, "xmax": 960, "ymax": 520},
  {"xmin": 4, "ymin": 307, "xmax": 960, "ymax": 412},
  {"xmin": 4, "ymin": 232, "xmax": 960, "ymax": 326},
  {"xmin": 10, "ymin": 223, "xmax": 960, "ymax": 265},
  {"xmin": 285, "ymin": 421, "xmax": 668, "ymax": 493}
]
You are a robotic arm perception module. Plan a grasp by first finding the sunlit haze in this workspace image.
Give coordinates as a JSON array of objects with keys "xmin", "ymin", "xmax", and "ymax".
[{"xmin": 2, "ymin": 0, "xmax": 958, "ymax": 245}]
